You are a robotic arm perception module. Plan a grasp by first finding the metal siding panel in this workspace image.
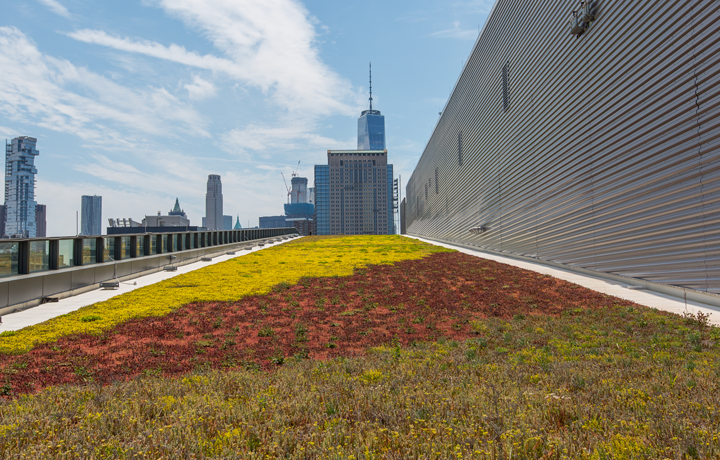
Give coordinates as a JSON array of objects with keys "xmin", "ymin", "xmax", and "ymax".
[{"xmin": 407, "ymin": 0, "xmax": 720, "ymax": 291}]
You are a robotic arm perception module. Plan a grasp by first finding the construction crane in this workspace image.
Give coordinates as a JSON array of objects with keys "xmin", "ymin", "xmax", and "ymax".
[
  {"xmin": 281, "ymin": 172, "xmax": 292, "ymax": 204},
  {"xmin": 292, "ymin": 160, "xmax": 301, "ymax": 178}
]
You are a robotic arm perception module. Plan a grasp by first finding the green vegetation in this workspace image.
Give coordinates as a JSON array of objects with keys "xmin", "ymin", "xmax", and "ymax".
[{"xmin": 2, "ymin": 305, "xmax": 719, "ymax": 459}]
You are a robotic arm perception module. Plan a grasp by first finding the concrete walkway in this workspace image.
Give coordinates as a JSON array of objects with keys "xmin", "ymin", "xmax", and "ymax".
[
  {"xmin": 0, "ymin": 237, "xmax": 298, "ymax": 332},
  {"xmin": 407, "ymin": 236, "xmax": 720, "ymax": 326}
]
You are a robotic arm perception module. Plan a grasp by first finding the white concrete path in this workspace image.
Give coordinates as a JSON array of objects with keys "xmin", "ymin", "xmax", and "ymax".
[
  {"xmin": 408, "ymin": 236, "xmax": 720, "ymax": 326},
  {"xmin": 0, "ymin": 237, "xmax": 298, "ymax": 332}
]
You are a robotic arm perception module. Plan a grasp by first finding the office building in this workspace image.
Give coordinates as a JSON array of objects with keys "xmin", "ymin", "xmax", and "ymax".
[
  {"xmin": 357, "ymin": 64, "xmax": 386, "ymax": 150},
  {"xmin": 285, "ymin": 202, "xmax": 314, "ymax": 236},
  {"xmin": 81, "ymin": 195, "xmax": 102, "ymax": 236},
  {"xmin": 314, "ymin": 165, "xmax": 329, "ymax": 235},
  {"xmin": 315, "ymin": 150, "xmax": 392, "ymax": 235},
  {"xmin": 313, "ymin": 66, "xmax": 395, "ymax": 235},
  {"xmin": 35, "ymin": 204, "xmax": 46, "ymax": 237},
  {"xmin": 233, "ymin": 216, "xmax": 242, "ymax": 230},
  {"xmin": 205, "ymin": 174, "xmax": 223, "ymax": 230},
  {"xmin": 223, "ymin": 215, "xmax": 233, "ymax": 231},
  {"xmin": 4, "ymin": 136, "xmax": 39, "ymax": 238},
  {"xmin": 259, "ymin": 215, "xmax": 289, "ymax": 229},
  {"xmin": 405, "ymin": 0, "xmax": 720, "ymax": 292}
]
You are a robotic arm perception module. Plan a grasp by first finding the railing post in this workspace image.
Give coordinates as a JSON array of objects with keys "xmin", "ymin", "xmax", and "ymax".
[
  {"xmin": 96, "ymin": 237, "xmax": 104, "ymax": 263},
  {"xmin": 18, "ymin": 240, "xmax": 29, "ymax": 275},
  {"xmin": 73, "ymin": 238, "xmax": 83, "ymax": 266},
  {"xmin": 49, "ymin": 239, "xmax": 59, "ymax": 270}
]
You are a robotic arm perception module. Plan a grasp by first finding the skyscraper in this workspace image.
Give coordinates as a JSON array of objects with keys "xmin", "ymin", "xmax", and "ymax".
[
  {"xmin": 223, "ymin": 215, "xmax": 233, "ymax": 231},
  {"xmin": 357, "ymin": 64, "xmax": 386, "ymax": 150},
  {"xmin": 205, "ymin": 174, "xmax": 223, "ymax": 230},
  {"xmin": 314, "ymin": 165, "xmax": 329, "ymax": 235},
  {"xmin": 318, "ymin": 150, "xmax": 392, "ymax": 235},
  {"xmin": 81, "ymin": 195, "xmax": 102, "ymax": 236},
  {"xmin": 233, "ymin": 215, "xmax": 242, "ymax": 229},
  {"xmin": 35, "ymin": 204, "xmax": 46, "ymax": 237},
  {"xmin": 5, "ymin": 136, "xmax": 39, "ymax": 238}
]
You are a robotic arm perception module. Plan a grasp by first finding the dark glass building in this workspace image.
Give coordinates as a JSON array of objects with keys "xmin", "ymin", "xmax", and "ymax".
[
  {"xmin": 314, "ymin": 165, "xmax": 330, "ymax": 235},
  {"xmin": 357, "ymin": 110, "xmax": 385, "ymax": 150},
  {"xmin": 357, "ymin": 64, "xmax": 386, "ymax": 150}
]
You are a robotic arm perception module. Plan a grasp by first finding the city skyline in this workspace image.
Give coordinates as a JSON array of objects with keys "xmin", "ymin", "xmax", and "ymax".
[{"xmin": 0, "ymin": 0, "xmax": 492, "ymax": 236}]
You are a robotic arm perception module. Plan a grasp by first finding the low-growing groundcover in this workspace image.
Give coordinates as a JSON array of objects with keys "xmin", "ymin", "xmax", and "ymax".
[
  {"xmin": 1, "ymin": 310, "xmax": 718, "ymax": 459},
  {"xmin": 0, "ymin": 236, "xmax": 719, "ymax": 458},
  {"xmin": 1, "ymin": 251, "xmax": 628, "ymax": 393},
  {"xmin": 0, "ymin": 235, "xmax": 445, "ymax": 355}
]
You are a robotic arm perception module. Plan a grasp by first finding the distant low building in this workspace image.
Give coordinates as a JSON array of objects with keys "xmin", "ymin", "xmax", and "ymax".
[
  {"xmin": 107, "ymin": 199, "xmax": 198, "ymax": 234},
  {"xmin": 259, "ymin": 215, "xmax": 289, "ymax": 229},
  {"xmin": 285, "ymin": 202, "xmax": 314, "ymax": 236}
]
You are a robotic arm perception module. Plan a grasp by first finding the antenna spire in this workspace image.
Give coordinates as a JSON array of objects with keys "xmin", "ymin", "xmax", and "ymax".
[{"xmin": 369, "ymin": 62, "xmax": 373, "ymax": 112}]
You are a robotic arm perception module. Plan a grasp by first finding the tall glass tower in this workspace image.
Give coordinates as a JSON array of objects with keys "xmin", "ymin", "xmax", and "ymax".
[
  {"xmin": 357, "ymin": 64, "xmax": 386, "ymax": 150},
  {"xmin": 5, "ymin": 136, "xmax": 39, "ymax": 238},
  {"xmin": 81, "ymin": 195, "xmax": 102, "ymax": 236}
]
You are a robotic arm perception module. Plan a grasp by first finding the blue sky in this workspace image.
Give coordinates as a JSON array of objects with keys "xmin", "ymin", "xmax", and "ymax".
[{"xmin": 0, "ymin": 0, "xmax": 492, "ymax": 236}]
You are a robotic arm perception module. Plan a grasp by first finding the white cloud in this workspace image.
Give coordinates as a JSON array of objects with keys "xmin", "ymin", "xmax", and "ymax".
[
  {"xmin": 0, "ymin": 27, "xmax": 208, "ymax": 145},
  {"xmin": 67, "ymin": 29, "xmax": 237, "ymax": 74},
  {"xmin": 0, "ymin": 125, "xmax": 18, "ymax": 139},
  {"xmin": 69, "ymin": 0, "xmax": 358, "ymax": 117},
  {"xmin": 223, "ymin": 122, "xmax": 350, "ymax": 155},
  {"xmin": 184, "ymin": 76, "xmax": 216, "ymax": 100},
  {"xmin": 37, "ymin": 0, "xmax": 71, "ymax": 19},
  {"xmin": 430, "ymin": 21, "xmax": 478, "ymax": 40}
]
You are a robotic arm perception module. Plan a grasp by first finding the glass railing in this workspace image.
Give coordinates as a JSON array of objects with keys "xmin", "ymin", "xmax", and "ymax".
[
  {"xmin": 29, "ymin": 241, "xmax": 50, "ymax": 273},
  {"xmin": 58, "ymin": 239, "xmax": 74, "ymax": 268},
  {"xmin": 0, "ymin": 242, "xmax": 19, "ymax": 277},
  {"xmin": 0, "ymin": 227, "xmax": 298, "ymax": 278}
]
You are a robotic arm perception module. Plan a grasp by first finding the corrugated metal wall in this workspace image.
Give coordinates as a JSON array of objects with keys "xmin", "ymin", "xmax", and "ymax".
[{"xmin": 406, "ymin": 0, "xmax": 720, "ymax": 292}]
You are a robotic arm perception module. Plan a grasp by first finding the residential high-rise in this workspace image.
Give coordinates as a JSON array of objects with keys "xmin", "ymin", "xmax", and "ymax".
[
  {"xmin": 35, "ymin": 204, "xmax": 46, "ymax": 237},
  {"xmin": 81, "ymin": 195, "xmax": 102, "ymax": 236},
  {"xmin": 5, "ymin": 136, "xmax": 39, "ymax": 238},
  {"xmin": 357, "ymin": 64, "xmax": 386, "ymax": 150},
  {"xmin": 205, "ymin": 174, "xmax": 223, "ymax": 230}
]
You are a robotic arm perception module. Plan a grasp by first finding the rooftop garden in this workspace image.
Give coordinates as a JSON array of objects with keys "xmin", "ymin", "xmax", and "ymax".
[{"xmin": 1, "ymin": 235, "xmax": 719, "ymax": 459}]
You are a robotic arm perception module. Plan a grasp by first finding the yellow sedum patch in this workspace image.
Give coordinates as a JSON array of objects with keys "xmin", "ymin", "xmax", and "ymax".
[{"xmin": 0, "ymin": 235, "xmax": 449, "ymax": 355}]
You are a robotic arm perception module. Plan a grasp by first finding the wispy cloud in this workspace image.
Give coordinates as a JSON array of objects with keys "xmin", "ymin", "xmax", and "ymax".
[
  {"xmin": 223, "ymin": 122, "xmax": 352, "ymax": 156},
  {"xmin": 68, "ymin": 0, "xmax": 357, "ymax": 117},
  {"xmin": 37, "ymin": 0, "xmax": 71, "ymax": 19},
  {"xmin": 184, "ymin": 76, "xmax": 216, "ymax": 100},
  {"xmin": 0, "ymin": 27, "xmax": 208, "ymax": 146},
  {"xmin": 430, "ymin": 21, "xmax": 478, "ymax": 40}
]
